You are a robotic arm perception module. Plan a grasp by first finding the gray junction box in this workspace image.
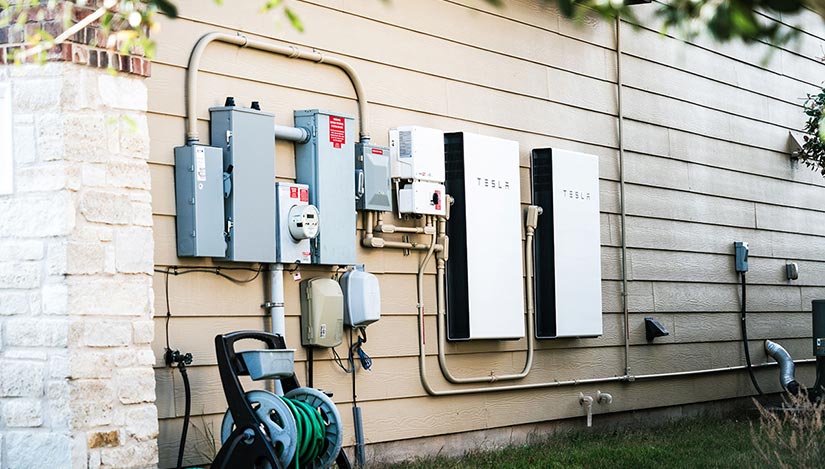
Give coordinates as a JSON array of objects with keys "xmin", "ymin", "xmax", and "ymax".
[
  {"xmin": 210, "ymin": 105, "xmax": 277, "ymax": 263},
  {"xmin": 355, "ymin": 142, "xmax": 392, "ymax": 212},
  {"xmin": 173, "ymin": 145, "xmax": 227, "ymax": 257},
  {"xmin": 294, "ymin": 110, "xmax": 356, "ymax": 265}
]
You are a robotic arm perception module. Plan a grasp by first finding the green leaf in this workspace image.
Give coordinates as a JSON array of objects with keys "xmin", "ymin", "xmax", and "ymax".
[{"xmin": 285, "ymin": 7, "xmax": 303, "ymax": 33}]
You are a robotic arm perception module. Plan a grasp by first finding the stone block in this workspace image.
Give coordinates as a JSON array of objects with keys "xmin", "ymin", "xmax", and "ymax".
[
  {"xmin": 115, "ymin": 367, "xmax": 155, "ymax": 404},
  {"xmin": 67, "ymin": 240, "xmax": 106, "ymax": 274},
  {"xmin": 88, "ymin": 430, "xmax": 120, "ymax": 449},
  {"xmin": 81, "ymin": 163, "xmax": 108, "ymax": 188},
  {"xmin": 41, "ymin": 282, "xmax": 69, "ymax": 315},
  {"xmin": 82, "ymin": 319, "xmax": 131, "ymax": 347},
  {"xmin": 114, "ymin": 227, "xmax": 153, "ymax": 274},
  {"xmin": 99, "ymin": 440, "xmax": 158, "ymax": 469},
  {"xmin": 132, "ymin": 320, "xmax": 154, "ymax": 344},
  {"xmin": 0, "ymin": 291, "xmax": 32, "ymax": 316},
  {"xmin": 130, "ymin": 202, "xmax": 153, "ymax": 227},
  {"xmin": 124, "ymin": 404, "xmax": 159, "ymax": 441},
  {"xmin": 106, "ymin": 160, "xmax": 150, "ymax": 190},
  {"xmin": 119, "ymin": 114, "xmax": 150, "ymax": 159},
  {"xmin": 0, "ymin": 261, "xmax": 41, "ymax": 289},
  {"xmin": 63, "ymin": 112, "xmax": 107, "ymax": 163},
  {"xmin": 35, "ymin": 112, "xmax": 66, "ymax": 162},
  {"xmin": 5, "ymin": 317, "xmax": 68, "ymax": 347},
  {"xmin": 47, "ymin": 380, "xmax": 70, "ymax": 429},
  {"xmin": 98, "ymin": 75, "xmax": 147, "ymax": 112},
  {"xmin": 70, "ymin": 379, "xmax": 114, "ymax": 428},
  {"xmin": 5, "ymin": 431, "xmax": 71, "ymax": 469},
  {"xmin": 0, "ymin": 192, "xmax": 75, "ymax": 237},
  {"xmin": 69, "ymin": 349, "xmax": 114, "ymax": 379},
  {"xmin": 46, "ymin": 240, "xmax": 68, "ymax": 277},
  {"xmin": 0, "ymin": 240, "xmax": 44, "ymax": 261},
  {"xmin": 49, "ymin": 353, "xmax": 70, "ymax": 379},
  {"xmin": 3, "ymin": 398, "xmax": 44, "ymax": 427},
  {"xmin": 80, "ymin": 190, "xmax": 132, "ymax": 225},
  {"xmin": 12, "ymin": 119, "xmax": 36, "ymax": 164},
  {"xmin": 16, "ymin": 163, "xmax": 68, "ymax": 193},
  {"xmin": 68, "ymin": 275, "xmax": 151, "ymax": 316},
  {"xmin": 12, "ymin": 76, "xmax": 61, "ymax": 112},
  {"xmin": 1, "ymin": 360, "xmax": 45, "ymax": 397}
]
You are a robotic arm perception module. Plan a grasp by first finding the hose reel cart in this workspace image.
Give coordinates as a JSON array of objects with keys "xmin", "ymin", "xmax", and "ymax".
[{"xmin": 213, "ymin": 331, "xmax": 348, "ymax": 469}]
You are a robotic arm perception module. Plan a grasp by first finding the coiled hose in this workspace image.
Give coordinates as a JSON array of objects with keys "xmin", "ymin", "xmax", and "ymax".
[{"xmin": 280, "ymin": 397, "xmax": 326, "ymax": 469}]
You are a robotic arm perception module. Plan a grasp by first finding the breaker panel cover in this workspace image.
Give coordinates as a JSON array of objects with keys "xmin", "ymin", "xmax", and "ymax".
[
  {"xmin": 389, "ymin": 126, "xmax": 445, "ymax": 182},
  {"xmin": 294, "ymin": 110, "xmax": 356, "ymax": 265},
  {"xmin": 355, "ymin": 142, "xmax": 393, "ymax": 212},
  {"xmin": 209, "ymin": 104, "xmax": 277, "ymax": 262},
  {"xmin": 174, "ymin": 145, "xmax": 227, "ymax": 257},
  {"xmin": 300, "ymin": 278, "xmax": 344, "ymax": 347},
  {"xmin": 444, "ymin": 132, "xmax": 525, "ymax": 340},
  {"xmin": 531, "ymin": 148, "xmax": 602, "ymax": 338},
  {"xmin": 275, "ymin": 182, "xmax": 313, "ymax": 264},
  {"xmin": 340, "ymin": 268, "xmax": 381, "ymax": 327}
]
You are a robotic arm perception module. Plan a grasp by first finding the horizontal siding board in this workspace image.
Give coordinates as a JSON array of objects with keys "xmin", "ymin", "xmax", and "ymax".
[{"xmin": 652, "ymin": 282, "xmax": 802, "ymax": 313}]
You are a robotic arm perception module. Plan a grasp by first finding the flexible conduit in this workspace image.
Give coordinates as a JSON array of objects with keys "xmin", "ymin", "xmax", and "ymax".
[{"xmin": 184, "ymin": 32, "xmax": 371, "ymax": 144}]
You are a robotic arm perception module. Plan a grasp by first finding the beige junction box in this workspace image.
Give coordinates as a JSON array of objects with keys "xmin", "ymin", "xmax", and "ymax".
[{"xmin": 299, "ymin": 278, "xmax": 344, "ymax": 347}]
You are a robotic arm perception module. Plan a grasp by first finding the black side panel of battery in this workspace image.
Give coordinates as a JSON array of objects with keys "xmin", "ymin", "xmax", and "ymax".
[
  {"xmin": 531, "ymin": 149, "xmax": 557, "ymax": 339},
  {"xmin": 444, "ymin": 132, "xmax": 470, "ymax": 340}
]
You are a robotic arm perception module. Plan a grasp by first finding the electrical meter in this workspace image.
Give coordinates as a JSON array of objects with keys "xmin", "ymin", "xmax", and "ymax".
[
  {"xmin": 288, "ymin": 205, "xmax": 319, "ymax": 240},
  {"xmin": 275, "ymin": 182, "xmax": 316, "ymax": 264}
]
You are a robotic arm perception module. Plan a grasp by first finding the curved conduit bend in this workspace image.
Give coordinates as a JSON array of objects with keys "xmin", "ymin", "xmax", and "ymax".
[{"xmin": 184, "ymin": 31, "xmax": 371, "ymax": 145}]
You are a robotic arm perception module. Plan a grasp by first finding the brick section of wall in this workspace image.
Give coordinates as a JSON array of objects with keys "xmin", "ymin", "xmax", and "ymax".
[
  {"xmin": 0, "ymin": 1, "xmax": 151, "ymax": 77},
  {"xmin": 0, "ymin": 56, "xmax": 157, "ymax": 468}
]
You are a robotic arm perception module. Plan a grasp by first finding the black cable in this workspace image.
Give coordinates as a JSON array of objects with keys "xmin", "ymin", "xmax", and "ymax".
[
  {"xmin": 153, "ymin": 264, "xmax": 263, "ymax": 285},
  {"xmin": 308, "ymin": 346, "xmax": 314, "ymax": 388},
  {"xmin": 332, "ymin": 328, "xmax": 372, "ymax": 374},
  {"xmin": 164, "ymin": 266, "xmax": 172, "ymax": 354},
  {"xmin": 176, "ymin": 361, "xmax": 192, "ymax": 469},
  {"xmin": 740, "ymin": 272, "xmax": 763, "ymax": 395}
]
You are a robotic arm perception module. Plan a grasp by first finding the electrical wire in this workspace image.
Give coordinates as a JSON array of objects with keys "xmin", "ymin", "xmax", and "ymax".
[
  {"xmin": 332, "ymin": 327, "xmax": 372, "ymax": 373},
  {"xmin": 740, "ymin": 272, "xmax": 764, "ymax": 395},
  {"xmin": 153, "ymin": 264, "xmax": 263, "ymax": 285},
  {"xmin": 176, "ymin": 361, "xmax": 192, "ymax": 469}
]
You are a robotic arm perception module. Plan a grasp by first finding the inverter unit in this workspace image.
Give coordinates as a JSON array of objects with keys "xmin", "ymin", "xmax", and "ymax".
[
  {"xmin": 531, "ymin": 148, "xmax": 602, "ymax": 338},
  {"xmin": 444, "ymin": 132, "xmax": 525, "ymax": 340}
]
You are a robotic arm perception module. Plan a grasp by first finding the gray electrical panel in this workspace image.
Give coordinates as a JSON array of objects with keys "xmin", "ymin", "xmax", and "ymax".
[
  {"xmin": 210, "ymin": 104, "xmax": 277, "ymax": 263},
  {"xmin": 294, "ymin": 110, "xmax": 356, "ymax": 265},
  {"xmin": 174, "ymin": 145, "xmax": 227, "ymax": 257},
  {"xmin": 355, "ymin": 142, "xmax": 392, "ymax": 212}
]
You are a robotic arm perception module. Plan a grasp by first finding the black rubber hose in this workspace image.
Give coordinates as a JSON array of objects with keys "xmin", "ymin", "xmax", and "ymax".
[
  {"xmin": 740, "ymin": 273, "xmax": 763, "ymax": 395},
  {"xmin": 176, "ymin": 362, "xmax": 192, "ymax": 469}
]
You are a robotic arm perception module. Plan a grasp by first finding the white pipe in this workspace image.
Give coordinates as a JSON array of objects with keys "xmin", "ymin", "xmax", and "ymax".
[
  {"xmin": 274, "ymin": 124, "xmax": 310, "ymax": 143},
  {"xmin": 266, "ymin": 263, "xmax": 285, "ymax": 395},
  {"xmin": 185, "ymin": 32, "xmax": 370, "ymax": 144},
  {"xmin": 616, "ymin": 15, "xmax": 632, "ymax": 378}
]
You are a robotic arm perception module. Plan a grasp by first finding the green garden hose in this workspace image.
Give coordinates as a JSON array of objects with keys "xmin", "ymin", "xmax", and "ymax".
[{"xmin": 280, "ymin": 396, "xmax": 326, "ymax": 469}]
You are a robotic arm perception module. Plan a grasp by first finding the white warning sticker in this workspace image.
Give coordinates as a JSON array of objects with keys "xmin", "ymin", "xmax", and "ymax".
[
  {"xmin": 320, "ymin": 324, "xmax": 327, "ymax": 339},
  {"xmin": 195, "ymin": 146, "xmax": 207, "ymax": 182}
]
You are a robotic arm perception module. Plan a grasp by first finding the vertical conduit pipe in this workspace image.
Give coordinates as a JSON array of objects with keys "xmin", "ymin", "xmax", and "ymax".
[
  {"xmin": 616, "ymin": 15, "xmax": 632, "ymax": 378},
  {"xmin": 266, "ymin": 263, "xmax": 286, "ymax": 395}
]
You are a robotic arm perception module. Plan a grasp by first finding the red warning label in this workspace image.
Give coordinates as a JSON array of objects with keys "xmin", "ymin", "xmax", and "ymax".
[
  {"xmin": 371, "ymin": 148, "xmax": 384, "ymax": 155},
  {"xmin": 435, "ymin": 190, "xmax": 442, "ymax": 211},
  {"xmin": 299, "ymin": 189, "xmax": 309, "ymax": 202},
  {"xmin": 329, "ymin": 116, "xmax": 346, "ymax": 149},
  {"xmin": 289, "ymin": 186, "xmax": 299, "ymax": 199}
]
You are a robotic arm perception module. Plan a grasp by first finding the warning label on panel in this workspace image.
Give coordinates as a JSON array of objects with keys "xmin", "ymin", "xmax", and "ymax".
[
  {"xmin": 299, "ymin": 188, "xmax": 309, "ymax": 202},
  {"xmin": 371, "ymin": 148, "xmax": 384, "ymax": 155},
  {"xmin": 195, "ymin": 147, "xmax": 207, "ymax": 182},
  {"xmin": 290, "ymin": 186, "xmax": 299, "ymax": 199},
  {"xmin": 329, "ymin": 115, "xmax": 346, "ymax": 149}
]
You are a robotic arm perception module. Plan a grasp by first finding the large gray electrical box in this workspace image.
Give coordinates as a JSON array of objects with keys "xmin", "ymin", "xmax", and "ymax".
[
  {"xmin": 355, "ymin": 142, "xmax": 392, "ymax": 212},
  {"xmin": 300, "ymin": 277, "xmax": 344, "ymax": 347},
  {"xmin": 210, "ymin": 104, "xmax": 277, "ymax": 263},
  {"xmin": 294, "ymin": 110, "xmax": 356, "ymax": 265},
  {"xmin": 174, "ymin": 145, "xmax": 227, "ymax": 257}
]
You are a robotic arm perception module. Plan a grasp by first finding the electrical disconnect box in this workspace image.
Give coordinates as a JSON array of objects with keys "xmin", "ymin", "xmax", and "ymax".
[
  {"xmin": 340, "ymin": 266, "xmax": 381, "ymax": 327},
  {"xmin": 294, "ymin": 110, "xmax": 356, "ymax": 265},
  {"xmin": 389, "ymin": 126, "xmax": 447, "ymax": 216},
  {"xmin": 174, "ymin": 145, "xmax": 227, "ymax": 257},
  {"xmin": 275, "ymin": 182, "xmax": 317, "ymax": 264},
  {"xmin": 210, "ymin": 101, "xmax": 277, "ymax": 262},
  {"xmin": 389, "ymin": 126, "xmax": 445, "ymax": 182},
  {"xmin": 531, "ymin": 148, "xmax": 602, "ymax": 339},
  {"xmin": 355, "ymin": 142, "xmax": 392, "ymax": 212},
  {"xmin": 300, "ymin": 277, "xmax": 344, "ymax": 347},
  {"xmin": 398, "ymin": 181, "xmax": 445, "ymax": 216},
  {"xmin": 444, "ymin": 132, "xmax": 525, "ymax": 340}
]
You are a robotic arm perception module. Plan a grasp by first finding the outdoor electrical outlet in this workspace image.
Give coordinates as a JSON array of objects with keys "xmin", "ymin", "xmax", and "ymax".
[
  {"xmin": 786, "ymin": 262, "xmax": 799, "ymax": 281},
  {"xmin": 734, "ymin": 242, "xmax": 749, "ymax": 273}
]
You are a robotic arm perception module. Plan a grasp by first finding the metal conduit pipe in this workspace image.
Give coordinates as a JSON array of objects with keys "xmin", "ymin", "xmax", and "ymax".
[
  {"xmin": 184, "ymin": 31, "xmax": 371, "ymax": 144},
  {"xmin": 362, "ymin": 212, "xmax": 443, "ymax": 252},
  {"xmin": 273, "ymin": 124, "xmax": 310, "ymax": 144},
  {"xmin": 430, "ymin": 210, "xmax": 538, "ymax": 384},
  {"xmin": 764, "ymin": 340, "xmax": 800, "ymax": 394},
  {"xmin": 616, "ymin": 16, "xmax": 632, "ymax": 379}
]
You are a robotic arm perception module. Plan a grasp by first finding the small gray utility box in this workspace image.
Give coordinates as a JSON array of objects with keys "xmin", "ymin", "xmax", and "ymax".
[{"xmin": 174, "ymin": 144, "xmax": 227, "ymax": 257}]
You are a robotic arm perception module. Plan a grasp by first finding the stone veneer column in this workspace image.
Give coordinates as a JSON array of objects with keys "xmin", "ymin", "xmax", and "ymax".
[{"xmin": 0, "ymin": 4, "xmax": 157, "ymax": 468}]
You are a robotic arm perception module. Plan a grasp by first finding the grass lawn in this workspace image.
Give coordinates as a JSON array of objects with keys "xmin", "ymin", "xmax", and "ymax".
[{"xmin": 383, "ymin": 416, "xmax": 765, "ymax": 468}]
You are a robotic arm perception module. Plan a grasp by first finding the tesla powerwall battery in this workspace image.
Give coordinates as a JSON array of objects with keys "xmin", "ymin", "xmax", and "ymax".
[
  {"xmin": 531, "ymin": 148, "xmax": 602, "ymax": 338},
  {"xmin": 444, "ymin": 132, "xmax": 525, "ymax": 340}
]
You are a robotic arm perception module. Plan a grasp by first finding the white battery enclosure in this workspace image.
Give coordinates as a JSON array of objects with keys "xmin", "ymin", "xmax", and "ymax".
[
  {"xmin": 444, "ymin": 132, "xmax": 525, "ymax": 340},
  {"xmin": 340, "ymin": 268, "xmax": 381, "ymax": 327},
  {"xmin": 398, "ymin": 181, "xmax": 446, "ymax": 216},
  {"xmin": 299, "ymin": 278, "xmax": 344, "ymax": 347},
  {"xmin": 389, "ymin": 126, "xmax": 445, "ymax": 182},
  {"xmin": 531, "ymin": 148, "xmax": 602, "ymax": 338},
  {"xmin": 275, "ymin": 182, "xmax": 313, "ymax": 264}
]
